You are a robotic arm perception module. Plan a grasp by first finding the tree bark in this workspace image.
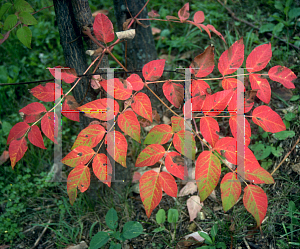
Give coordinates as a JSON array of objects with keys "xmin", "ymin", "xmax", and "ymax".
[{"xmin": 53, "ymin": 0, "xmax": 111, "ymax": 205}]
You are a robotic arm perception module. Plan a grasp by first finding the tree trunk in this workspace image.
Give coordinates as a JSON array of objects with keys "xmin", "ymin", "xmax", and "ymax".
[
  {"xmin": 113, "ymin": 0, "xmax": 157, "ymax": 71},
  {"xmin": 53, "ymin": 0, "xmax": 111, "ymax": 206}
]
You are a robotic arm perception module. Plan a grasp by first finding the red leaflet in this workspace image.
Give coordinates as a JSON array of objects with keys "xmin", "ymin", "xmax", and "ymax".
[
  {"xmin": 195, "ymin": 151, "xmax": 221, "ymax": 202},
  {"xmin": 126, "ymin": 74, "xmax": 144, "ymax": 91},
  {"xmin": 229, "ymin": 115, "xmax": 251, "ymax": 147},
  {"xmin": 222, "ymin": 78, "xmax": 244, "ymax": 90},
  {"xmin": 7, "ymin": 122, "xmax": 30, "ymax": 145},
  {"xmin": 214, "ymin": 137, "xmax": 237, "ymax": 165},
  {"xmin": 100, "ymin": 78, "xmax": 132, "ymax": 100},
  {"xmin": 9, "ymin": 137, "xmax": 28, "ymax": 169},
  {"xmin": 202, "ymin": 89, "xmax": 234, "ymax": 116},
  {"xmin": 178, "ymin": 3, "xmax": 189, "ymax": 22},
  {"xmin": 165, "ymin": 151, "xmax": 185, "ymax": 180},
  {"xmin": 158, "ymin": 172, "xmax": 177, "ymax": 197},
  {"xmin": 206, "ymin": 24, "xmax": 226, "ymax": 43},
  {"xmin": 49, "ymin": 66, "xmax": 78, "ymax": 83},
  {"xmin": 106, "ymin": 131, "xmax": 127, "ymax": 168},
  {"xmin": 193, "ymin": 11, "xmax": 205, "ymax": 24},
  {"xmin": 144, "ymin": 124, "xmax": 173, "ymax": 144},
  {"xmin": 77, "ymin": 98, "xmax": 119, "ymax": 121},
  {"xmin": 243, "ymin": 185, "xmax": 268, "ymax": 227},
  {"xmin": 171, "ymin": 116, "xmax": 185, "ymax": 133},
  {"xmin": 93, "ymin": 13, "xmax": 115, "ymax": 44},
  {"xmin": 190, "ymin": 45, "xmax": 214, "ymax": 78},
  {"xmin": 173, "ymin": 130, "xmax": 196, "ymax": 160},
  {"xmin": 28, "ymin": 125, "xmax": 46, "ymax": 149},
  {"xmin": 252, "ymin": 105, "xmax": 285, "ymax": 133},
  {"xmin": 195, "ymin": 23, "xmax": 211, "ymax": 38},
  {"xmin": 19, "ymin": 102, "xmax": 47, "ymax": 123},
  {"xmin": 221, "ymin": 173, "xmax": 241, "ymax": 212},
  {"xmin": 246, "ymin": 43, "xmax": 272, "ymax": 73},
  {"xmin": 67, "ymin": 164, "xmax": 90, "ymax": 205},
  {"xmin": 218, "ymin": 38, "xmax": 244, "ymax": 76},
  {"xmin": 268, "ymin": 65, "xmax": 296, "ymax": 89},
  {"xmin": 41, "ymin": 112, "xmax": 58, "ymax": 144},
  {"xmin": 249, "ymin": 74, "xmax": 271, "ymax": 104},
  {"xmin": 192, "ymin": 79, "xmax": 210, "ymax": 96},
  {"xmin": 163, "ymin": 81, "xmax": 184, "ymax": 108},
  {"xmin": 92, "ymin": 153, "xmax": 112, "ymax": 187},
  {"xmin": 62, "ymin": 95, "xmax": 80, "ymax": 122},
  {"xmin": 237, "ymin": 148, "xmax": 274, "ymax": 184},
  {"xmin": 61, "ymin": 146, "xmax": 95, "ymax": 167},
  {"xmin": 117, "ymin": 110, "xmax": 141, "ymax": 143},
  {"xmin": 71, "ymin": 124, "xmax": 106, "ymax": 150},
  {"xmin": 139, "ymin": 170, "xmax": 162, "ymax": 218},
  {"xmin": 30, "ymin": 83, "xmax": 63, "ymax": 102},
  {"xmin": 131, "ymin": 92, "xmax": 152, "ymax": 122},
  {"xmin": 135, "ymin": 144, "xmax": 165, "ymax": 167},
  {"xmin": 142, "ymin": 59, "xmax": 165, "ymax": 81},
  {"xmin": 200, "ymin": 117, "xmax": 219, "ymax": 147}
]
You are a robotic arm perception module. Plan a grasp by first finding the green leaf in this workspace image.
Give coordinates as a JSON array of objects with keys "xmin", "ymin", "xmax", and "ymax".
[
  {"xmin": 0, "ymin": 33, "xmax": 3, "ymax": 39},
  {"xmin": 283, "ymin": 120, "xmax": 290, "ymax": 129},
  {"xmin": 274, "ymin": 130, "xmax": 295, "ymax": 140},
  {"xmin": 2, "ymin": 121, "xmax": 12, "ymax": 136},
  {"xmin": 290, "ymin": 95, "xmax": 300, "ymax": 101},
  {"xmin": 198, "ymin": 231, "xmax": 213, "ymax": 245},
  {"xmin": 14, "ymin": 0, "xmax": 34, "ymax": 12},
  {"xmin": 273, "ymin": 22, "xmax": 284, "ymax": 36},
  {"xmin": 105, "ymin": 208, "xmax": 118, "ymax": 230},
  {"xmin": 153, "ymin": 226, "xmax": 165, "ymax": 233},
  {"xmin": 0, "ymin": 3, "xmax": 12, "ymax": 19},
  {"xmin": 289, "ymin": 8, "xmax": 300, "ymax": 20},
  {"xmin": 259, "ymin": 23, "xmax": 275, "ymax": 33},
  {"xmin": 109, "ymin": 243, "xmax": 121, "ymax": 249},
  {"xmin": 156, "ymin": 209, "xmax": 166, "ymax": 224},
  {"xmin": 89, "ymin": 231, "xmax": 109, "ymax": 249},
  {"xmin": 112, "ymin": 231, "xmax": 122, "ymax": 241},
  {"xmin": 284, "ymin": 112, "xmax": 296, "ymax": 121},
  {"xmin": 274, "ymin": 1, "xmax": 284, "ymax": 12},
  {"xmin": 16, "ymin": 26, "xmax": 32, "ymax": 48},
  {"xmin": 261, "ymin": 159, "xmax": 273, "ymax": 170},
  {"xmin": 18, "ymin": 12, "xmax": 37, "ymax": 25},
  {"xmin": 167, "ymin": 209, "xmax": 178, "ymax": 224},
  {"xmin": 211, "ymin": 224, "xmax": 218, "ymax": 240},
  {"xmin": 271, "ymin": 146, "xmax": 284, "ymax": 157},
  {"xmin": 121, "ymin": 221, "xmax": 143, "ymax": 240},
  {"xmin": 3, "ymin": 14, "xmax": 17, "ymax": 30},
  {"xmin": 253, "ymin": 144, "xmax": 272, "ymax": 160},
  {"xmin": 216, "ymin": 242, "xmax": 226, "ymax": 249}
]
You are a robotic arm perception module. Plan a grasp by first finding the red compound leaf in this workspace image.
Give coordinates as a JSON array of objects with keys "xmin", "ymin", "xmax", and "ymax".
[
  {"xmin": 67, "ymin": 164, "xmax": 90, "ymax": 205},
  {"xmin": 93, "ymin": 13, "xmax": 115, "ymax": 44},
  {"xmin": 140, "ymin": 170, "xmax": 162, "ymax": 218},
  {"xmin": 135, "ymin": 144, "xmax": 165, "ymax": 167},
  {"xmin": 142, "ymin": 59, "xmax": 165, "ymax": 81},
  {"xmin": 61, "ymin": 146, "xmax": 95, "ymax": 168},
  {"xmin": 178, "ymin": 3, "xmax": 190, "ymax": 22},
  {"xmin": 19, "ymin": 102, "xmax": 47, "ymax": 123},
  {"xmin": 9, "ymin": 137, "xmax": 28, "ymax": 169},
  {"xmin": 246, "ymin": 43, "xmax": 272, "ymax": 73},
  {"xmin": 28, "ymin": 125, "xmax": 46, "ymax": 149},
  {"xmin": 218, "ymin": 38, "xmax": 244, "ymax": 76},
  {"xmin": 30, "ymin": 83, "xmax": 63, "ymax": 102},
  {"xmin": 268, "ymin": 66, "xmax": 296, "ymax": 89},
  {"xmin": 163, "ymin": 81, "xmax": 184, "ymax": 108}
]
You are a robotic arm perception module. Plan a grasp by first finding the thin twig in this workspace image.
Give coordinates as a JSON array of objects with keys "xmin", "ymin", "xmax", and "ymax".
[
  {"xmin": 216, "ymin": 0, "xmax": 300, "ymax": 51},
  {"xmin": 30, "ymin": 219, "xmax": 52, "ymax": 249},
  {"xmin": 271, "ymin": 136, "xmax": 300, "ymax": 175}
]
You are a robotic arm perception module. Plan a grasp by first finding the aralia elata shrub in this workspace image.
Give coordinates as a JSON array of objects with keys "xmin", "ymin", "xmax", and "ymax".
[{"xmin": 5, "ymin": 2, "xmax": 297, "ymax": 227}]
